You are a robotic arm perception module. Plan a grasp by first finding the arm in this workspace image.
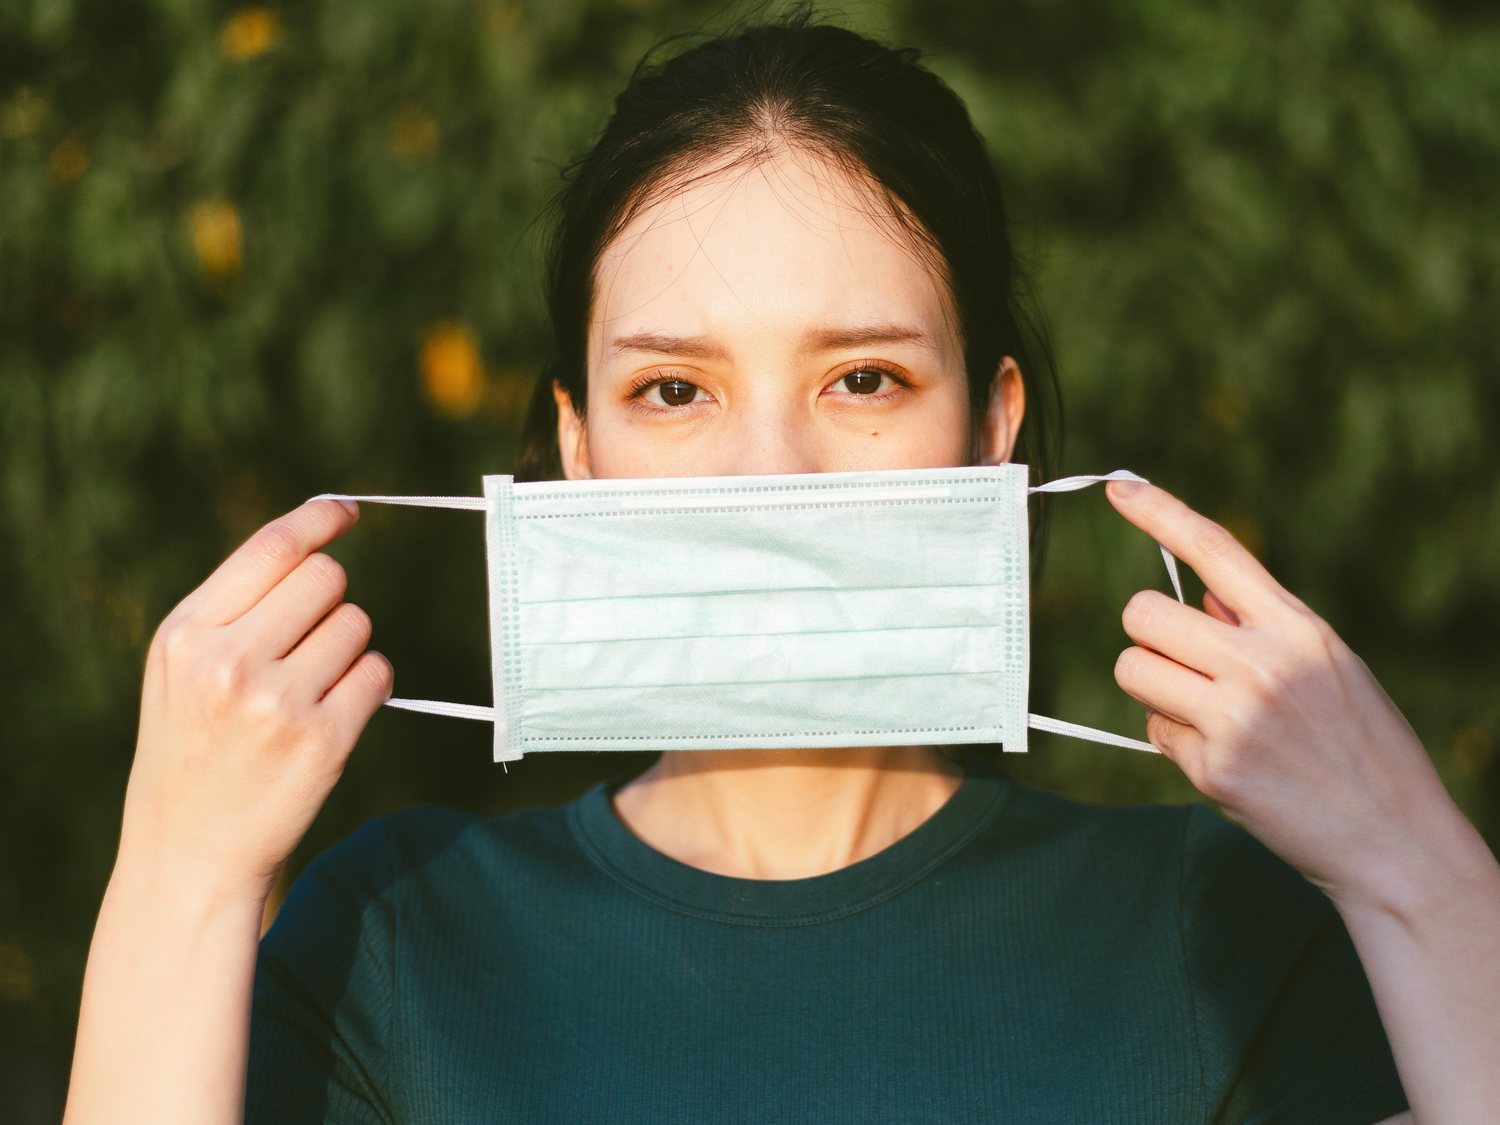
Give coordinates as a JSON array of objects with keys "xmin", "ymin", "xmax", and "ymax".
[
  {"xmin": 1107, "ymin": 479, "xmax": 1499, "ymax": 1123},
  {"xmin": 1336, "ymin": 802, "xmax": 1500, "ymax": 1125},
  {"xmin": 64, "ymin": 498, "xmax": 392, "ymax": 1124}
]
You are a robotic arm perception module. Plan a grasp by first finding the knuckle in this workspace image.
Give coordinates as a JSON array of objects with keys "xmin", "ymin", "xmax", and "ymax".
[
  {"xmin": 1191, "ymin": 519, "xmax": 1236, "ymax": 561},
  {"xmin": 1145, "ymin": 712, "xmax": 1240, "ymax": 805},
  {"xmin": 306, "ymin": 552, "xmax": 347, "ymax": 595},
  {"xmin": 151, "ymin": 616, "xmax": 196, "ymax": 662},
  {"xmin": 1187, "ymin": 755, "xmax": 1219, "ymax": 799},
  {"xmin": 361, "ymin": 652, "xmax": 394, "ymax": 694},
  {"xmin": 1294, "ymin": 609, "xmax": 1339, "ymax": 652},
  {"xmin": 208, "ymin": 649, "xmax": 251, "ymax": 697},
  {"xmin": 1216, "ymin": 686, "xmax": 1254, "ymax": 730},
  {"xmin": 336, "ymin": 602, "xmax": 371, "ymax": 640},
  {"xmin": 1122, "ymin": 590, "xmax": 1161, "ymax": 632},
  {"xmin": 1114, "ymin": 646, "xmax": 1146, "ymax": 684},
  {"xmin": 243, "ymin": 682, "xmax": 293, "ymax": 722},
  {"xmin": 1244, "ymin": 656, "xmax": 1287, "ymax": 701},
  {"xmin": 1194, "ymin": 751, "xmax": 1243, "ymax": 804},
  {"xmin": 1137, "ymin": 488, "xmax": 1169, "ymax": 520},
  {"xmin": 1145, "ymin": 710, "xmax": 1176, "ymax": 752},
  {"xmin": 256, "ymin": 522, "xmax": 303, "ymax": 567}
]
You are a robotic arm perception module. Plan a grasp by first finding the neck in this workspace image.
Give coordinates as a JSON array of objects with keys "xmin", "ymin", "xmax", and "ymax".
[{"xmin": 610, "ymin": 746, "xmax": 966, "ymax": 880}]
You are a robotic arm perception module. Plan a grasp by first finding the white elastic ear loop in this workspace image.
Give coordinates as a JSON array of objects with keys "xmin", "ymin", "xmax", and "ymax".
[
  {"xmin": 310, "ymin": 493, "xmax": 494, "ymax": 725},
  {"xmin": 310, "ymin": 492, "xmax": 487, "ymax": 511},
  {"xmin": 1024, "ymin": 469, "xmax": 1186, "ymax": 754},
  {"xmin": 1028, "ymin": 470, "xmax": 1184, "ymax": 603}
]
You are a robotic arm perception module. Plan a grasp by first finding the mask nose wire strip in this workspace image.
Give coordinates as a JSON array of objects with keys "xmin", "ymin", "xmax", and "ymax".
[{"xmin": 1024, "ymin": 469, "xmax": 1190, "ymax": 755}]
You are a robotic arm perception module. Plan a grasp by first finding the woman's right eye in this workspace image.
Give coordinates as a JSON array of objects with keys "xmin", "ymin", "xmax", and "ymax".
[{"xmin": 644, "ymin": 379, "xmax": 702, "ymax": 407}]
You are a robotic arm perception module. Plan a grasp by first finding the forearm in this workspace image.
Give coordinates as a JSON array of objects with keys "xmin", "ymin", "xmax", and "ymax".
[
  {"xmin": 1334, "ymin": 804, "xmax": 1500, "ymax": 1124},
  {"xmin": 64, "ymin": 851, "xmax": 268, "ymax": 1125}
]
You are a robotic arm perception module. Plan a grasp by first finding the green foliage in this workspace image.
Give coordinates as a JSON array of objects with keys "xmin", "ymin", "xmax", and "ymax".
[{"xmin": 1, "ymin": 0, "xmax": 1497, "ymax": 1114}]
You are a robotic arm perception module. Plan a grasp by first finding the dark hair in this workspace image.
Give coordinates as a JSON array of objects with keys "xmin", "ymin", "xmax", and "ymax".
[{"xmin": 516, "ymin": 13, "xmax": 1063, "ymax": 548}]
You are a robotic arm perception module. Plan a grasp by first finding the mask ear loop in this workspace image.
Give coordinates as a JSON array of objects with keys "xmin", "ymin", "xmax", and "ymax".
[
  {"xmin": 310, "ymin": 492, "xmax": 487, "ymax": 512},
  {"xmin": 1027, "ymin": 470, "xmax": 1184, "ymax": 603},
  {"xmin": 1023, "ymin": 470, "xmax": 1186, "ymax": 754},
  {"xmin": 309, "ymin": 492, "xmax": 498, "ymax": 728}
]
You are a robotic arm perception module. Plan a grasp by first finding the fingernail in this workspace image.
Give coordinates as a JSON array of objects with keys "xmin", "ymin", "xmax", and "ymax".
[
  {"xmin": 339, "ymin": 499, "xmax": 359, "ymax": 517},
  {"xmin": 1110, "ymin": 479, "xmax": 1141, "ymax": 498}
]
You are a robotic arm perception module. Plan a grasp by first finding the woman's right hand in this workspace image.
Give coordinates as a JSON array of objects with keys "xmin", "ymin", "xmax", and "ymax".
[{"xmin": 116, "ymin": 497, "xmax": 393, "ymax": 904}]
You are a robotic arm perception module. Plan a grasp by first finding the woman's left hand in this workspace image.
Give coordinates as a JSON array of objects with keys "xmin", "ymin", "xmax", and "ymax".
[{"xmin": 1105, "ymin": 477, "xmax": 1458, "ymax": 910}]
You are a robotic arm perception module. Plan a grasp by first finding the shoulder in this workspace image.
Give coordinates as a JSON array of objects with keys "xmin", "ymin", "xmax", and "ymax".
[
  {"xmin": 268, "ymin": 795, "xmax": 590, "ymax": 940},
  {"xmin": 992, "ymin": 777, "xmax": 1320, "ymax": 907},
  {"xmin": 1173, "ymin": 800, "xmax": 1333, "ymax": 946},
  {"xmin": 966, "ymin": 776, "xmax": 1339, "ymax": 954},
  {"xmin": 990, "ymin": 782, "xmax": 1405, "ymax": 1116}
]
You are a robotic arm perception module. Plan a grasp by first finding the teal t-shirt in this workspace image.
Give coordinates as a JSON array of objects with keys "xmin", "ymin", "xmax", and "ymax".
[{"xmin": 247, "ymin": 761, "xmax": 1408, "ymax": 1123}]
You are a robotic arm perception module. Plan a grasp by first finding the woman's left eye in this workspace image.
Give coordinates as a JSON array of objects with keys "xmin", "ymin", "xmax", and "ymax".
[{"xmin": 828, "ymin": 367, "xmax": 900, "ymax": 396}]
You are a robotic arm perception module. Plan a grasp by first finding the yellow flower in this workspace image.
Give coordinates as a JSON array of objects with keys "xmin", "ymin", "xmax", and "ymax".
[
  {"xmin": 49, "ymin": 135, "xmax": 88, "ymax": 183},
  {"xmin": 421, "ymin": 323, "xmax": 486, "ymax": 418},
  {"xmin": 388, "ymin": 105, "xmax": 440, "ymax": 160},
  {"xmin": 221, "ymin": 8, "xmax": 280, "ymax": 61},
  {"xmin": 191, "ymin": 199, "xmax": 244, "ymax": 280},
  {"xmin": 482, "ymin": 1, "xmax": 524, "ymax": 34}
]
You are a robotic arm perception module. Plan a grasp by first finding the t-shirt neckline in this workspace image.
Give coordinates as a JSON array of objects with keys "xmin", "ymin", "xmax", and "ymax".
[{"xmin": 568, "ymin": 755, "xmax": 1012, "ymax": 926}]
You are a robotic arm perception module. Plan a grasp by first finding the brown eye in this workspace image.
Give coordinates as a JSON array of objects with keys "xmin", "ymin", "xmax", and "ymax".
[
  {"xmin": 840, "ymin": 369, "xmax": 885, "ymax": 395},
  {"xmin": 654, "ymin": 379, "xmax": 699, "ymax": 407}
]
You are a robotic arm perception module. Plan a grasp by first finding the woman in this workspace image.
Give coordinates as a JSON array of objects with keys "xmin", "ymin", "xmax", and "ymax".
[{"xmin": 65, "ymin": 17, "xmax": 1498, "ymax": 1123}]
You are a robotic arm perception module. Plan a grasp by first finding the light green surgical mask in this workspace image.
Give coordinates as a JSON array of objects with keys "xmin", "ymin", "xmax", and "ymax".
[{"xmin": 317, "ymin": 466, "xmax": 1181, "ymax": 763}]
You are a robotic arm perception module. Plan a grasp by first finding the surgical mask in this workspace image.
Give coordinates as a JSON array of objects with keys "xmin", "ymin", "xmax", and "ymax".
[{"xmin": 316, "ymin": 466, "xmax": 1181, "ymax": 763}]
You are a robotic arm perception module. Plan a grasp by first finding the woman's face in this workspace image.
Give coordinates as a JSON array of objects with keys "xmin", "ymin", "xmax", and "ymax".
[{"xmin": 556, "ymin": 148, "xmax": 1024, "ymax": 480}]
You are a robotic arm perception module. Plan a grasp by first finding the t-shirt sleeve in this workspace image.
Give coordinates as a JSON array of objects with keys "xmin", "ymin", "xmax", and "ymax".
[
  {"xmin": 1179, "ymin": 803, "xmax": 1408, "ymax": 1125},
  {"xmin": 246, "ymin": 817, "xmax": 396, "ymax": 1125}
]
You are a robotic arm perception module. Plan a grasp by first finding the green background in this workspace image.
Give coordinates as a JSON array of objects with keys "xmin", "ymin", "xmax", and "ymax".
[{"xmin": 3, "ymin": 0, "xmax": 1497, "ymax": 1116}]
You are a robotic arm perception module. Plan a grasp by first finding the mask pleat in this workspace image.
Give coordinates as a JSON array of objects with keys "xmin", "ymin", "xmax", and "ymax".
[{"xmin": 519, "ymin": 584, "xmax": 1003, "ymax": 644}]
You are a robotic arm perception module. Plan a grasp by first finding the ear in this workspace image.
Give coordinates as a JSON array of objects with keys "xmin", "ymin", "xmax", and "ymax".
[
  {"xmin": 976, "ymin": 356, "xmax": 1026, "ymax": 465},
  {"xmin": 552, "ymin": 380, "xmax": 593, "ymax": 480}
]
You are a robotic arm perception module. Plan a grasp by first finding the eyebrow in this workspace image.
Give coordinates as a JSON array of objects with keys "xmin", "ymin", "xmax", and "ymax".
[{"xmin": 605, "ymin": 322, "xmax": 940, "ymax": 362}]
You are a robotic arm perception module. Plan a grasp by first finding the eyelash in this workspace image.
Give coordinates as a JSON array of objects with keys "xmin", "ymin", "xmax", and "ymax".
[{"xmin": 625, "ymin": 362, "xmax": 911, "ymax": 414}]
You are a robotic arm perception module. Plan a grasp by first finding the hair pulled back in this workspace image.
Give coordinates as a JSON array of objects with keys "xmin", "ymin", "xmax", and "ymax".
[{"xmin": 516, "ymin": 13, "xmax": 1062, "ymax": 522}]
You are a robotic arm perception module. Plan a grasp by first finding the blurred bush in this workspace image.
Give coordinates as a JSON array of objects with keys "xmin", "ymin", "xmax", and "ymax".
[{"xmin": 1, "ymin": 0, "xmax": 1497, "ymax": 1116}]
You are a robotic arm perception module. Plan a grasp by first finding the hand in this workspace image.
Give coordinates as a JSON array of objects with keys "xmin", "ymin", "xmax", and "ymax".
[
  {"xmin": 116, "ymin": 499, "xmax": 392, "ymax": 903},
  {"xmin": 1106, "ymin": 478, "xmax": 1457, "ymax": 909}
]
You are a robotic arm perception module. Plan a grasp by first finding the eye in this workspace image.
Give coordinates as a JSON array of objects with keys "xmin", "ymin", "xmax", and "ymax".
[
  {"xmin": 825, "ymin": 364, "xmax": 905, "ymax": 397},
  {"xmin": 640, "ymin": 378, "xmax": 703, "ymax": 407}
]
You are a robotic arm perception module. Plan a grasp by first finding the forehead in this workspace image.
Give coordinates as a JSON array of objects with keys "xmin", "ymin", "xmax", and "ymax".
[{"xmin": 589, "ymin": 147, "xmax": 958, "ymax": 352}]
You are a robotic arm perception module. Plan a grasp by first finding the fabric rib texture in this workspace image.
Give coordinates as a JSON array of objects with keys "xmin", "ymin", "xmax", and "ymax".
[{"xmin": 247, "ymin": 757, "xmax": 1407, "ymax": 1124}]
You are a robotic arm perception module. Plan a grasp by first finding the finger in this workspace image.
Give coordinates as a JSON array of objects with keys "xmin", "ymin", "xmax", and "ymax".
[
  {"xmin": 319, "ymin": 651, "xmax": 395, "ymax": 750},
  {"xmin": 1203, "ymin": 588, "xmax": 1240, "ymax": 626},
  {"xmin": 281, "ymin": 602, "xmax": 372, "ymax": 702},
  {"xmin": 1122, "ymin": 589, "xmax": 1242, "ymax": 677},
  {"xmin": 1115, "ymin": 645, "xmax": 1215, "ymax": 728},
  {"xmin": 234, "ymin": 552, "xmax": 348, "ymax": 659},
  {"xmin": 179, "ymin": 499, "xmax": 359, "ymax": 626},
  {"xmin": 1106, "ymin": 480, "xmax": 1287, "ymax": 621},
  {"xmin": 1144, "ymin": 709, "xmax": 1204, "ymax": 764}
]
